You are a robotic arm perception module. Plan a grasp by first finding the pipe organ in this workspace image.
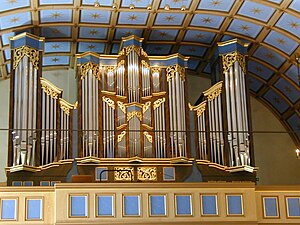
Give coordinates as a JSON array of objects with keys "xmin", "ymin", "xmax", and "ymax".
[
  {"xmin": 190, "ymin": 39, "xmax": 253, "ymax": 170},
  {"xmin": 77, "ymin": 36, "xmax": 191, "ymax": 160}
]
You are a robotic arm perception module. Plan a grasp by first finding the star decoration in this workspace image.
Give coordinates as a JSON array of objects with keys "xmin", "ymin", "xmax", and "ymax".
[
  {"xmin": 210, "ymin": 0, "xmax": 222, "ymax": 6},
  {"xmin": 51, "ymin": 44, "xmax": 60, "ymax": 49},
  {"xmin": 255, "ymin": 66, "xmax": 263, "ymax": 72},
  {"xmin": 273, "ymin": 97, "xmax": 281, "ymax": 104},
  {"xmin": 276, "ymin": 38, "xmax": 286, "ymax": 45},
  {"xmin": 88, "ymin": 44, "xmax": 96, "ymax": 50},
  {"xmin": 128, "ymin": 14, "xmax": 137, "ymax": 21},
  {"xmin": 188, "ymin": 47, "xmax": 196, "ymax": 53},
  {"xmin": 52, "ymin": 57, "xmax": 59, "ymax": 62},
  {"xmin": 7, "ymin": 0, "xmax": 17, "ymax": 4},
  {"xmin": 265, "ymin": 53, "xmax": 274, "ymax": 59},
  {"xmin": 124, "ymin": 31, "xmax": 133, "ymax": 36},
  {"xmin": 91, "ymin": 13, "xmax": 101, "ymax": 19},
  {"xmin": 10, "ymin": 17, "xmax": 19, "ymax": 23},
  {"xmin": 164, "ymin": 16, "xmax": 175, "ymax": 22},
  {"xmin": 284, "ymin": 86, "xmax": 291, "ymax": 93},
  {"xmin": 52, "ymin": 29, "xmax": 61, "ymax": 34},
  {"xmin": 89, "ymin": 29, "xmax": 98, "ymax": 35},
  {"xmin": 51, "ymin": 12, "xmax": 61, "ymax": 19},
  {"xmin": 250, "ymin": 8, "xmax": 262, "ymax": 14},
  {"xmin": 201, "ymin": 17, "xmax": 213, "ymax": 24},
  {"xmin": 239, "ymin": 25, "xmax": 250, "ymax": 31},
  {"xmin": 195, "ymin": 33, "xmax": 205, "ymax": 39},
  {"xmin": 288, "ymin": 21, "xmax": 299, "ymax": 29},
  {"xmin": 159, "ymin": 32, "xmax": 168, "ymax": 37}
]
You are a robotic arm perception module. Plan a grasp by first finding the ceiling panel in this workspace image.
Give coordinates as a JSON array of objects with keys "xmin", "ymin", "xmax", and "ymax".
[
  {"xmin": 253, "ymin": 46, "xmax": 286, "ymax": 69},
  {"xmin": 148, "ymin": 29, "xmax": 179, "ymax": 41},
  {"xmin": 39, "ymin": 0, "xmax": 73, "ymax": 5},
  {"xmin": 190, "ymin": 14, "xmax": 225, "ymax": 29},
  {"xmin": 183, "ymin": 30, "xmax": 216, "ymax": 44},
  {"xmin": 121, "ymin": 0, "xmax": 154, "ymax": 8},
  {"xmin": 227, "ymin": 19, "xmax": 263, "ymax": 39},
  {"xmin": 80, "ymin": 9, "xmax": 111, "ymax": 24},
  {"xmin": 178, "ymin": 45, "xmax": 207, "ymax": 57},
  {"xmin": 274, "ymin": 78, "xmax": 300, "ymax": 103},
  {"xmin": 117, "ymin": 12, "xmax": 149, "ymax": 25},
  {"xmin": 45, "ymin": 42, "xmax": 71, "ymax": 53},
  {"xmin": 247, "ymin": 60, "xmax": 274, "ymax": 81},
  {"xmin": 275, "ymin": 13, "xmax": 300, "ymax": 38},
  {"xmin": 43, "ymin": 55, "xmax": 70, "ymax": 66},
  {"xmin": 285, "ymin": 65, "xmax": 299, "ymax": 85},
  {"xmin": 248, "ymin": 76, "xmax": 264, "ymax": 93},
  {"xmin": 158, "ymin": 0, "xmax": 192, "ymax": 9},
  {"xmin": 237, "ymin": 1, "xmax": 275, "ymax": 22},
  {"xmin": 145, "ymin": 44, "xmax": 172, "ymax": 55},
  {"xmin": 287, "ymin": 113, "xmax": 300, "ymax": 139},
  {"xmin": 0, "ymin": 0, "xmax": 30, "ymax": 12},
  {"xmin": 263, "ymin": 89, "xmax": 290, "ymax": 114},
  {"xmin": 40, "ymin": 9, "xmax": 73, "ymax": 23},
  {"xmin": 114, "ymin": 28, "xmax": 144, "ymax": 40},
  {"xmin": 154, "ymin": 13, "xmax": 186, "ymax": 26},
  {"xmin": 197, "ymin": 0, "xmax": 235, "ymax": 12},
  {"xmin": 0, "ymin": 11, "xmax": 32, "ymax": 30},
  {"xmin": 41, "ymin": 26, "xmax": 72, "ymax": 38},
  {"xmin": 78, "ymin": 27, "xmax": 108, "ymax": 39},
  {"xmin": 78, "ymin": 42, "xmax": 105, "ymax": 53}
]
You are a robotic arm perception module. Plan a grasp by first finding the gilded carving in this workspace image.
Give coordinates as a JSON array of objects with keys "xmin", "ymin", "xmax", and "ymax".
[
  {"xmin": 166, "ymin": 64, "xmax": 185, "ymax": 82},
  {"xmin": 221, "ymin": 51, "xmax": 246, "ymax": 74},
  {"xmin": 151, "ymin": 67, "xmax": 160, "ymax": 74},
  {"xmin": 119, "ymin": 45, "xmax": 148, "ymax": 58},
  {"xmin": 153, "ymin": 98, "xmax": 165, "ymax": 110},
  {"xmin": 117, "ymin": 60, "xmax": 125, "ymax": 68},
  {"xmin": 142, "ymin": 101, "xmax": 151, "ymax": 113},
  {"xmin": 141, "ymin": 60, "xmax": 150, "ymax": 68},
  {"xmin": 114, "ymin": 167, "xmax": 134, "ymax": 181},
  {"xmin": 106, "ymin": 66, "xmax": 115, "ymax": 73},
  {"xmin": 203, "ymin": 81, "xmax": 223, "ymax": 101},
  {"xmin": 127, "ymin": 111, "xmax": 142, "ymax": 121},
  {"xmin": 143, "ymin": 131, "xmax": 153, "ymax": 143},
  {"xmin": 117, "ymin": 101, "xmax": 126, "ymax": 113},
  {"xmin": 40, "ymin": 78, "xmax": 62, "ymax": 99},
  {"xmin": 137, "ymin": 167, "xmax": 157, "ymax": 181},
  {"xmin": 117, "ymin": 131, "xmax": 126, "ymax": 142},
  {"xmin": 102, "ymin": 96, "xmax": 115, "ymax": 109},
  {"xmin": 59, "ymin": 99, "xmax": 75, "ymax": 116},
  {"xmin": 189, "ymin": 101, "xmax": 207, "ymax": 117},
  {"xmin": 13, "ymin": 46, "xmax": 40, "ymax": 70},
  {"xmin": 79, "ymin": 62, "xmax": 101, "ymax": 80}
]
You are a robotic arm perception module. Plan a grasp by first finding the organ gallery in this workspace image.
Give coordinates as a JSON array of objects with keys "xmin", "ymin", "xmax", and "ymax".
[{"xmin": 6, "ymin": 33, "xmax": 256, "ymax": 185}]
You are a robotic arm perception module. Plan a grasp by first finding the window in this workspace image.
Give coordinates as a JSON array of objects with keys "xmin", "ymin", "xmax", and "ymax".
[
  {"xmin": 226, "ymin": 195, "xmax": 243, "ymax": 215},
  {"xmin": 96, "ymin": 195, "xmax": 114, "ymax": 217},
  {"xmin": 149, "ymin": 195, "xmax": 167, "ymax": 216},
  {"xmin": 163, "ymin": 167, "xmax": 175, "ymax": 181},
  {"xmin": 123, "ymin": 195, "xmax": 141, "ymax": 216},
  {"xmin": 1, "ymin": 199, "xmax": 17, "ymax": 220},
  {"xmin": 69, "ymin": 195, "xmax": 88, "ymax": 217},
  {"xmin": 286, "ymin": 197, "xmax": 300, "ymax": 217},
  {"xmin": 175, "ymin": 195, "xmax": 192, "ymax": 216},
  {"xmin": 95, "ymin": 167, "xmax": 108, "ymax": 181},
  {"xmin": 12, "ymin": 181, "xmax": 22, "ymax": 186},
  {"xmin": 23, "ymin": 181, "xmax": 33, "ymax": 186},
  {"xmin": 40, "ymin": 181, "xmax": 50, "ymax": 186},
  {"xmin": 201, "ymin": 195, "xmax": 218, "ymax": 216},
  {"xmin": 26, "ymin": 198, "xmax": 43, "ymax": 220},
  {"xmin": 263, "ymin": 197, "xmax": 279, "ymax": 218}
]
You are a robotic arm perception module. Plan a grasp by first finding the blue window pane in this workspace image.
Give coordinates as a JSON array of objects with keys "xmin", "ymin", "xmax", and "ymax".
[
  {"xmin": 97, "ymin": 196, "xmax": 113, "ymax": 216},
  {"xmin": 23, "ymin": 181, "xmax": 33, "ymax": 186},
  {"xmin": 124, "ymin": 196, "xmax": 140, "ymax": 216},
  {"xmin": 202, "ymin": 195, "xmax": 217, "ymax": 215},
  {"xmin": 27, "ymin": 199, "xmax": 42, "ymax": 220},
  {"xmin": 1, "ymin": 199, "xmax": 16, "ymax": 220},
  {"xmin": 150, "ymin": 195, "xmax": 166, "ymax": 216},
  {"xmin": 70, "ymin": 196, "xmax": 87, "ymax": 217},
  {"xmin": 40, "ymin": 181, "xmax": 50, "ymax": 186},
  {"xmin": 96, "ymin": 168, "xmax": 108, "ymax": 181},
  {"xmin": 163, "ymin": 167, "xmax": 175, "ymax": 181},
  {"xmin": 227, "ymin": 195, "xmax": 243, "ymax": 215},
  {"xmin": 287, "ymin": 198, "xmax": 300, "ymax": 217},
  {"xmin": 264, "ymin": 197, "xmax": 278, "ymax": 217},
  {"xmin": 12, "ymin": 181, "xmax": 22, "ymax": 186},
  {"xmin": 176, "ymin": 195, "xmax": 191, "ymax": 215}
]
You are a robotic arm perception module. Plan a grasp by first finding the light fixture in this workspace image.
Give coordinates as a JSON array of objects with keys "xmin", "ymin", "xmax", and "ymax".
[
  {"xmin": 94, "ymin": 0, "xmax": 100, "ymax": 7},
  {"xmin": 129, "ymin": 3, "xmax": 135, "ymax": 9},
  {"xmin": 164, "ymin": 4, "xmax": 170, "ymax": 10},
  {"xmin": 296, "ymin": 149, "xmax": 300, "ymax": 159},
  {"xmin": 112, "ymin": 2, "xmax": 118, "ymax": 9},
  {"xmin": 180, "ymin": 5, "xmax": 186, "ymax": 11},
  {"xmin": 147, "ymin": 4, "xmax": 152, "ymax": 10}
]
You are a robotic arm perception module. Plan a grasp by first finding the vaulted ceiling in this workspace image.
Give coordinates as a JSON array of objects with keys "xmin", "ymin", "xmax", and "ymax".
[{"xmin": 0, "ymin": 0, "xmax": 299, "ymax": 144}]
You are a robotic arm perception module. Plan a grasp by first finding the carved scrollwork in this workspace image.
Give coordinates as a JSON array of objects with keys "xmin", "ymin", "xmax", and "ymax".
[
  {"xmin": 166, "ymin": 64, "xmax": 185, "ymax": 82},
  {"xmin": 127, "ymin": 111, "xmax": 142, "ymax": 121},
  {"xmin": 119, "ymin": 45, "xmax": 148, "ymax": 58},
  {"xmin": 117, "ymin": 101, "xmax": 126, "ymax": 113},
  {"xmin": 106, "ymin": 66, "xmax": 115, "ymax": 73},
  {"xmin": 137, "ymin": 167, "xmax": 157, "ymax": 181},
  {"xmin": 80, "ymin": 62, "xmax": 101, "ymax": 80},
  {"xmin": 141, "ymin": 60, "xmax": 150, "ymax": 68},
  {"xmin": 117, "ymin": 131, "xmax": 126, "ymax": 142},
  {"xmin": 203, "ymin": 81, "xmax": 223, "ymax": 101},
  {"xmin": 40, "ymin": 78, "xmax": 62, "ymax": 99},
  {"xmin": 13, "ymin": 46, "xmax": 40, "ymax": 70},
  {"xmin": 188, "ymin": 101, "xmax": 207, "ymax": 117},
  {"xmin": 114, "ymin": 167, "xmax": 134, "ymax": 181},
  {"xmin": 153, "ymin": 98, "xmax": 165, "ymax": 110},
  {"xmin": 151, "ymin": 67, "xmax": 160, "ymax": 74},
  {"xmin": 142, "ymin": 101, "xmax": 151, "ymax": 113},
  {"xmin": 143, "ymin": 131, "xmax": 153, "ymax": 143},
  {"xmin": 117, "ymin": 60, "xmax": 125, "ymax": 68},
  {"xmin": 221, "ymin": 51, "xmax": 246, "ymax": 74},
  {"xmin": 59, "ymin": 99, "xmax": 75, "ymax": 116},
  {"xmin": 102, "ymin": 96, "xmax": 115, "ymax": 109}
]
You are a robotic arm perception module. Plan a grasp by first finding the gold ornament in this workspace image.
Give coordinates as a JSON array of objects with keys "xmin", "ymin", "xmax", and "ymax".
[
  {"xmin": 59, "ymin": 98, "xmax": 76, "ymax": 116},
  {"xmin": 203, "ymin": 81, "xmax": 223, "ymax": 101},
  {"xmin": 221, "ymin": 51, "xmax": 246, "ymax": 74},
  {"xmin": 102, "ymin": 96, "xmax": 115, "ymax": 109},
  {"xmin": 153, "ymin": 98, "xmax": 165, "ymax": 110},
  {"xmin": 142, "ymin": 101, "xmax": 151, "ymax": 113},
  {"xmin": 189, "ymin": 101, "xmax": 207, "ymax": 117},
  {"xmin": 13, "ymin": 46, "xmax": 40, "ymax": 70},
  {"xmin": 117, "ymin": 131, "xmax": 126, "ymax": 143},
  {"xmin": 143, "ymin": 131, "xmax": 153, "ymax": 143},
  {"xmin": 40, "ymin": 78, "xmax": 62, "ymax": 99},
  {"xmin": 137, "ymin": 167, "xmax": 157, "ymax": 181},
  {"xmin": 141, "ymin": 60, "xmax": 150, "ymax": 68},
  {"xmin": 79, "ymin": 62, "xmax": 101, "ymax": 80},
  {"xmin": 114, "ymin": 167, "xmax": 134, "ymax": 181},
  {"xmin": 127, "ymin": 111, "xmax": 142, "ymax": 121},
  {"xmin": 117, "ymin": 101, "xmax": 126, "ymax": 113},
  {"xmin": 166, "ymin": 64, "xmax": 185, "ymax": 82}
]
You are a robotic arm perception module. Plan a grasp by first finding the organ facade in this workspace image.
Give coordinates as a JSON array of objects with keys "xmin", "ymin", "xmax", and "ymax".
[{"xmin": 6, "ymin": 33, "xmax": 256, "ymax": 186}]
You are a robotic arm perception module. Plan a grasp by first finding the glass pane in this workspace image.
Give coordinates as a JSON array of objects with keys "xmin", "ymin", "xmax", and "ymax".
[
  {"xmin": 40, "ymin": 181, "xmax": 50, "ymax": 186},
  {"xmin": 96, "ymin": 168, "xmax": 107, "ymax": 181},
  {"xmin": 27, "ymin": 199, "xmax": 42, "ymax": 220},
  {"xmin": 202, "ymin": 195, "xmax": 217, "ymax": 215},
  {"xmin": 23, "ymin": 181, "xmax": 33, "ymax": 186},
  {"xmin": 124, "ymin": 196, "xmax": 140, "ymax": 216},
  {"xmin": 163, "ymin": 167, "xmax": 175, "ymax": 181},
  {"xmin": 264, "ymin": 197, "xmax": 278, "ymax": 217},
  {"xmin": 1, "ymin": 199, "xmax": 16, "ymax": 220},
  {"xmin": 97, "ymin": 196, "xmax": 113, "ymax": 216},
  {"xmin": 12, "ymin": 181, "xmax": 22, "ymax": 186},
  {"xmin": 227, "ymin": 195, "xmax": 243, "ymax": 215},
  {"xmin": 287, "ymin": 198, "xmax": 300, "ymax": 217},
  {"xmin": 70, "ymin": 196, "xmax": 87, "ymax": 217},
  {"xmin": 176, "ymin": 195, "xmax": 191, "ymax": 215},
  {"xmin": 150, "ymin": 195, "xmax": 166, "ymax": 216}
]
